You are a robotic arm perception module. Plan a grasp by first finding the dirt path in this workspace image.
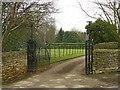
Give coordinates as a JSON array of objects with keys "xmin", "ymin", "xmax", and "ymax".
[{"xmin": 3, "ymin": 56, "xmax": 118, "ymax": 88}]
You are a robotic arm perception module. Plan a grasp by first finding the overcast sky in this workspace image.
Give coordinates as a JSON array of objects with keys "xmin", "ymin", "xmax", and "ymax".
[
  {"xmin": 3, "ymin": 0, "xmax": 118, "ymax": 32},
  {"xmin": 53, "ymin": 0, "xmax": 101, "ymax": 32}
]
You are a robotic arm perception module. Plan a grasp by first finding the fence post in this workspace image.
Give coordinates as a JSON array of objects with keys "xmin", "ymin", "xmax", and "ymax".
[
  {"xmin": 75, "ymin": 45, "xmax": 76, "ymax": 54},
  {"xmin": 63, "ymin": 46, "xmax": 64, "ymax": 56},
  {"xmin": 38, "ymin": 47, "xmax": 40, "ymax": 63},
  {"xmin": 45, "ymin": 45, "xmax": 47, "ymax": 61},
  {"xmin": 79, "ymin": 45, "xmax": 80, "ymax": 53},
  {"xmin": 72, "ymin": 46, "xmax": 73, "ymax": 55},
  {"xmin": 54, "ymin": 45, "xmax": 56, "ymax": 58},
  {"xmin": 49, "ymin": 45, "xmax": 51, "ymax": 58},
  {"xmin": 76, "ymin": 45, "xmax": 78, "ymax": 53},
  {"xmin": 68, "ymin": 45, "xmax": 70, "ymax": 55},
  {"xmin": 77, "ymin": 45, "xmax": 78, "ymax": 53},
  {"xmin": 59, "ymin": 45, "xmax": 60, "ymax": 57},
  {"xmin": 66, "ymin": 45, "xmax": 68, "ymax": 55}
]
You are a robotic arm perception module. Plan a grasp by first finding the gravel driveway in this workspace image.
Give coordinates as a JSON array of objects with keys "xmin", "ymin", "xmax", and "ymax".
[{"xmin": 2, "ymin": 56, "xmax": 118, "ymax": 88}]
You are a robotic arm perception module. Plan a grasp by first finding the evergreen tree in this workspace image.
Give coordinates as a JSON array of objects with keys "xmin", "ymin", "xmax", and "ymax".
[
  {"xmin": 85, "ymin": 19, "xmax": 118, "ymax": 43},
  {"xmin": 56, "ymin": 28, "xmax": 64, "ymax": 43},
  {"xmin": 63, "ymin": 31, "xmax": 80, "ymax": 43}
]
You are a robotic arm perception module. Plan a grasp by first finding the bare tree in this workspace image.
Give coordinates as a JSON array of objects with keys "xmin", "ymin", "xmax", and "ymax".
[
  {"xmin": 2, "ymin": 0, "xmax": 58, "ymax": 51},
  {"xmin": 76, "ymin": 0, "xmax": 98, "ymax": 19},
  {"xmin": 77, "ymin": 0, "xmax": 120, "ymax": 28},
  {"xmin": 2, "ymin": 2, "xmax": 29, "ymax": 50}
]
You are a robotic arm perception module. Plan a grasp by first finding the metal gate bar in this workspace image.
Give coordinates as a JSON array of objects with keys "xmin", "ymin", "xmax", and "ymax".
[{"xmin": 85, "ymin": 40, "xmax": 93, "ymax": 75}]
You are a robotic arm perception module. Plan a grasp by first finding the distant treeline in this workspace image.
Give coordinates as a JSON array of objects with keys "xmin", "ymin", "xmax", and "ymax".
[{"xmin": 56, "ymin": 28, "xmax": 87, "ymax": 43}]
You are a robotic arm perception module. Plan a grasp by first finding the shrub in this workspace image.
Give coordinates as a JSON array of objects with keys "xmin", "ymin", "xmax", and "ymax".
[{"xmin": 94, "ymin": 42, "xmax": 118, "ymax": 49}]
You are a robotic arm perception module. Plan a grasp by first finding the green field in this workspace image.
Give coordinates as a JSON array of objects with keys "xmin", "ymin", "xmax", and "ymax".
[
  {"xmin": 36, "ymin": 48, "xmax": 85, "ymax": 65},
  {"xmin": 46, "ymin": 49, "xmax": 84, "ymax": 63},
  {"xmin": 48, "ymin": 49, "xmax": 84, "ymax": 57}
]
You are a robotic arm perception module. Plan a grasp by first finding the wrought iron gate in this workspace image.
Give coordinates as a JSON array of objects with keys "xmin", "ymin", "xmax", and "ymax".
[
  {"xmin": 36, "ymin": 44, "xmax": 50, "ymax": 67},
  {"xmin": 27, "ymin": 41, "xmax": 50, "ymax": 73},
  {"xmin": 85, "ymin": 40, "xmax": 94, "ymax": 75},
  {"xmin": 27, "ymin": 23, "xmax": 50, "ymax": 73}
]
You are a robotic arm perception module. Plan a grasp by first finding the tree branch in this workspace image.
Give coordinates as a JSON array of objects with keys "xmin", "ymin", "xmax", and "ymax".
[
  {"xmin": 93, "ymin": 1, "xmax": 114, "ymax": 24},
  {"xmin": 76, "ymin": 0, "xmax": 98, "ymax": 19}
]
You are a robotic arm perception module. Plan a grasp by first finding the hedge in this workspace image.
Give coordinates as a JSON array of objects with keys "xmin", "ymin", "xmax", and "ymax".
[
  {"xmin": 94, "ymin": 42, "xmax": 118, "ymax": 49},
  {"xmin": 39, "ymin": 43, "xmax": 85, "ymax": 49}
]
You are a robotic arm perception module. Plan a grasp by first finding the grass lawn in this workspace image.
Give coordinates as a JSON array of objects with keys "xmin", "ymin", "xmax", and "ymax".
[
  {"xmin": 48, "ymin": 49, "xmax": 84, "ymax": 58},
  {"xmin": 36, "ymin": 48, "xmax": 85, "ymax": 65},
  {"xmin": 49, "ymin": 49, "xmax": 85, "ymax": 63},
  {"xmin": 50, "ymin": 53, "xmax": 85, "ymax": 63}
]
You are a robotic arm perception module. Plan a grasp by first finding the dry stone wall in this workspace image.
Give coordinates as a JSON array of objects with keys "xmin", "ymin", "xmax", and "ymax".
[
  {"xmin": 2, "ymin": 51, "xmax": 27, "ymax": 83},
  {"xmin": 93, "ymin": 49, "xmax": 118, "ymax": 73}
]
